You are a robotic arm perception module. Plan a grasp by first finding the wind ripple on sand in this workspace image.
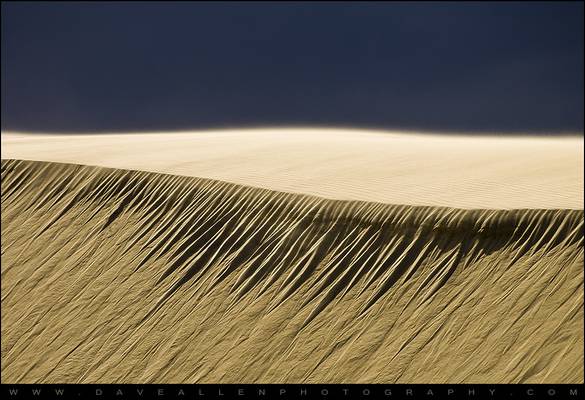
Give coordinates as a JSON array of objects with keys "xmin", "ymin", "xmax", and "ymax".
[{"xmin": 1, "ymin": 159, "xmax": 583, "ymax": 383}]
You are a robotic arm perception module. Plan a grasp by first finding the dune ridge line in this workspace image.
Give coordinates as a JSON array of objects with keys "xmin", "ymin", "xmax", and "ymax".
[{"xmin": 2, "ymin": 129, "xmax": 583, "ymax": 209}]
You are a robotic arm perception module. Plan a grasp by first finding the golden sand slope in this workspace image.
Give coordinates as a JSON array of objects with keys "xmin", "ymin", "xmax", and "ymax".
[
  {"xmin": 1, "ymin": 159, "xmax": 583, "ymax": 383},
  {"xmin": 2, "ymin": 129, "xmax": 583, "ymax": 209}
]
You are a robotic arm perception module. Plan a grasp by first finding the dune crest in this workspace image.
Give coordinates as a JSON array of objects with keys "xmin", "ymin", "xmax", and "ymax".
[
  {"xmin": 2, "ymin": 159, "xmax": 583, "ymax": 383},
  {"xmin": 2, "ymin": 129, "xmax": 583, "ymax": 209}
]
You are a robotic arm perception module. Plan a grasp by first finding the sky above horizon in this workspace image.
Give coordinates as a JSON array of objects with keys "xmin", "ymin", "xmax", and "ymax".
[{"xmin": 1, "ymin": 1, "xmax": 583, "ymax": 133}]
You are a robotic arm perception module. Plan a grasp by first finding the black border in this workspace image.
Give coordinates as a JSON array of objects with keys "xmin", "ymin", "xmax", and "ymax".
[{"xmin": 2, "ymin": 384, "xmax": 583, "ymax": 399}]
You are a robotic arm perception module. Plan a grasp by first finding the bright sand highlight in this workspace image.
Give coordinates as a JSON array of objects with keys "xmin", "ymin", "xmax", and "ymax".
[{"xmin": 2, "ymin": 129, "xmax": 583, "ymax": 209}]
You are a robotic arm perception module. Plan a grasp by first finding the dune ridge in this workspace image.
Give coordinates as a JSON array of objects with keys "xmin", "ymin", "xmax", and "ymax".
[
  {"xmin": 2, "ymin": 130, "xmax": 583, "ymax": 209},
  {"xmin": 1, "ymin": 159, "xmax": 583, "ymax": 383}
]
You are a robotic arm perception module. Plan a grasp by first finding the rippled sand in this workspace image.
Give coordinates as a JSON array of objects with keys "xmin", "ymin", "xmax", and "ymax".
[{"xmin": 1, "ymin": 129, "xmax": 583, "ymax": 383}]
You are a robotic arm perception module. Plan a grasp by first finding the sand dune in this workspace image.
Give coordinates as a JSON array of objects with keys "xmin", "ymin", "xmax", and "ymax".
[
  {"xmin": 2, "ymin": 129, "xmax": 583, "ymax": 209},
  {"xmin": 1, "ymin": 159, "xmax": 583, "ymax": 383}
]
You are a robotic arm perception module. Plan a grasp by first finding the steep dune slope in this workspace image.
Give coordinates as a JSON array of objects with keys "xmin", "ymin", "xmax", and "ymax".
[{"xmin": 2, "ymin": 159, "xmax": 583, "ymax": 383}]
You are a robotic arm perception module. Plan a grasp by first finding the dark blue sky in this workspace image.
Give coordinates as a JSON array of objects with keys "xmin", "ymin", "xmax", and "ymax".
[{"xmin": 1, "ymin": 1, "xmax": 583, "ymax": 133}]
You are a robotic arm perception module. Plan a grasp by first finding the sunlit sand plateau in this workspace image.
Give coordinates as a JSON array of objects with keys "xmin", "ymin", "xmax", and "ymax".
[
  {"xmin": 2, "ymin": 128, "xmax": 583, "ymax": 209},
  {"xmin": 1, "ymin": 128, "xmax": 583, "ymax": 383}
]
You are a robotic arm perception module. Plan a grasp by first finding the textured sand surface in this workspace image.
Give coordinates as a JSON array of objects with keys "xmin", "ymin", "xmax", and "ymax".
[
  {"xmin": 2, "ymin": 129, "xmax": 583, "ymax": 209},
  {"xmin": 1, "ymin": 159, "xmax": 583, "ymax": 383}
]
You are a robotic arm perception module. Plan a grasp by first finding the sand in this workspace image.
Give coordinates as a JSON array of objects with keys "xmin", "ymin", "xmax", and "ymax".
[
  {"xmin": 2, "ymin": 129, "xmax": 583, "ymax": 209},
  {"xmin": 1, "ymin": 129, "xmax": 583, "ymax": 384}
]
